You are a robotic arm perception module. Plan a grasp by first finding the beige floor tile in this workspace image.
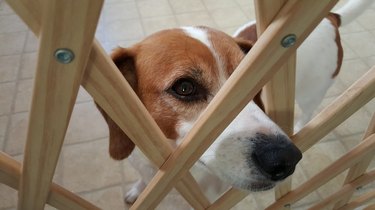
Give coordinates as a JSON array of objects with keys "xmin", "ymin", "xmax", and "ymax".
[
  {"xmin": 335, "ymin": 109, "xmax": 372, "ymax": 137},
  {"xmin": 235, "ymin": 0, "xmax": 253, "ymax": 6},
  {"xmin": 0, "ymin": 32, "xmax": 27, "ymax": 56},
  {"xmin": 340, "ymin": 20, "xmax": 366, "ymax": 34},
  {"xmin": 240, "ymin": 5, "xmax": 256, "ymax": 20},
  {"xmin": 210, "ymin": 7, "xmax": 247, "ymax": 28},
  {"xmin": 300, "ymin": 140, "xmax": 348, "ymax": 197},
  {"xmin": 142, "ymin": 16, "xmax": 178, "ymax": 36},
  {"xmin": 0, "ymin": 115, "xmax": 8, "ymax": 149},
  {"xmin": 103, "ymin": 1, "xmax": 139, "ymax": 23},
  {"xmin": 176, "ymin": 12, "xmax": 217, "ymax": 28},
  {"xmin": 106, "ymin": 19, "xmax": 144, "ymax": 43},
  {"xmin": 340, "ymin": 133, "xmax": 367, "ymax": 151},
  {"xmin": 342, "ymin": 31, "xmax": 375, "ymax": 57},
  {"xmin": 292, "ymin": 166, "xmax": 321, "ymax": 207},
  {"xmin": 137, "ymin": 0, "xmax": 173, "ymax": 18},
  {"xmin": 232, "ymin": 194, "xmax": 258, "ymax": 209},
  {"xmin": 0, "ymin": 55, "xmax": 20, "ymax": 83},
  {"xmin": 0, "ymin": 82, "xmax": 15, "ymax": 115},
  {"xmin": 0, "ymin": 1, "xmax": 14, "ymax": 16},
  {"xmin": 341, "ymin": 40, "xmax": 359, "ymax": 60},
  {"xmin": 363, "ymin": 56, "xmax": 375, "ymax": 67},
  {"xmin": 156, "ymin": 192, "xmax": 191, "ymax": 210},
  {"xmin": 14, "ymin": 79, "xmax": 32, "ymax": 113},
  {"xmin": 76, "ymin": 87, "xmax": 93, "ymax": 103},
  {"xmin": 364, "ymin": 99, "xmax": 375, "ymax": 115},
  {"xmin": 169, "ymin": 0, "xmax": 206, "ymax": 13},
  {"xmin": 202, "ymin": 0, "xmax": 238, "ymax": 11},
  {"xmin": 5, "ymin": 112, "xmax": 28, "ymax": 155},
  {"xmin": 65, "ymin": 102, "xmax": 108, "ymax": 144},
  {"xmin": 356, "ymin": 9, "xmax": 375, "ymax": 30},
  {"xmin": 337, "ymin": 59, "xmax": 370, "ymax": 88},
  {"xmin": 23, "ymin": 31, "xmax": 38, "ymax": 53},
  {"xmin": 79, "ymin": 186, "xmax": 127, "ymax": 210},
  {"xmin": 0, "ymin": 184, "xmax": 17, "ymax": 209},
  {"xmin": 19, "ymin": 52, "xmax": 37, "ymax": 79},
  {"xmin": 0, "ymin": 14, "xmax": 27, "ymax": 34},
  {"xmin": 60, "ymin": 139, "xmax": 122, "ymax": 193}
]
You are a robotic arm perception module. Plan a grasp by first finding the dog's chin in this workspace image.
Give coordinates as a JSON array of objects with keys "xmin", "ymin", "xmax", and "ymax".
[{"xmin": 234, "ymin": 180, "xmax": 276, "ymax": 192}]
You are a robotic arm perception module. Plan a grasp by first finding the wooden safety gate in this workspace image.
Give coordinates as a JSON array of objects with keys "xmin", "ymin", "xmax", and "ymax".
[{"xmin": 0, "ymin": 0, "xmax": 374, "ymax": 209}]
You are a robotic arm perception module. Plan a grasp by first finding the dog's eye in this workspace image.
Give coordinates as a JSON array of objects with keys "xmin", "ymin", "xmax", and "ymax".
[{"xmin": 168, "ymin": 78, "xmax": 207, "ymax": 102}]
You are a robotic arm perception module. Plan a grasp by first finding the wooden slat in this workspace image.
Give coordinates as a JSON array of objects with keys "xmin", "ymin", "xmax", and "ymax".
[
  {"xmin": 17, "ymin": 0, "xmax": 103, "ymax": 209},
  {"xmin": 82, "ymin": 41, "xmax": 210, "ymax": 209},
  {"xmin": 333, "ymin": 114, "xmax": 375, "ymax": 209},
  {"xmin": 338, "ymin": 190, "xmax": 375, "ymax": 210},
  {"xmin": 293, "ymin": 65, "xmax": 375, "ymax": 152},
  {"xmin": 7, "ymin": 0, "xmax": 210, "ymax": 209},
  {"xmin": 265, "ymin": 134, "xmax": 375, "ymax": 209},
  {"xmin": 0, "ymin": 152, "xmax": 100, "ymax": 210},
  {"xmin": 254, "ymin": 0, "xmax": 297, "ymax": 203},
  {"xmin": 206, "ymin": 188, "xmax": 248, "ymax": 210},
  {"xmin": 131, "ymin": 0, "xmax": 339, "ymax": 209},
  {"xmin": 309, "ymin": 169, "xmax": 375, "ymax": 210}
]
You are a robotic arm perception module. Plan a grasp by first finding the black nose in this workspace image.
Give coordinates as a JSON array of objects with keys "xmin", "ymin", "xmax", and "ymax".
[{"xmin": 251, "ymin": 133, "xmax": 302, "ymax": 181}]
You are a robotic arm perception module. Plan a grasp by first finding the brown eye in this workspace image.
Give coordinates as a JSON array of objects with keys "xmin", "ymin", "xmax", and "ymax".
[
  {"xmin": 167, "ymin": 78, "xmax": 208, "ymax": 102},
  {"xmin": 175, "ymin": 80, "xmax": 195, "ymax": 96}
]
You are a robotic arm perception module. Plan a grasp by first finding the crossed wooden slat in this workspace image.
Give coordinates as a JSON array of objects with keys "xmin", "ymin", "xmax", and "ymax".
[{"xmin": 0, "ymin": 0, "xmax": 374, "ymax": 209}]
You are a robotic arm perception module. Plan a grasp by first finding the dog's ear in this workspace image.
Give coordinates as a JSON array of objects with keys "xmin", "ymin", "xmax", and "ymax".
[
  {"xmin": 111, "ymin": 47, "xmax": 138, "ymax": 89},
  {"xmin": 235, "ymin": 38, "xmax": 255, "ymax": 54},
  {"xmin": 95, "ymin": 47, "xmax": 138, "ymax": 160}
]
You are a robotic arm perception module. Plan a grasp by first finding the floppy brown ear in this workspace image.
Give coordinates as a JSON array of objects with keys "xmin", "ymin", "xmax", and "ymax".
[
  {"xmin": 95, "ymin": 47, "xmax": 138, "ymax": 160},
  {"xmin": 235, "ymin": 38, "xmax": 255, "ymax": 54}
]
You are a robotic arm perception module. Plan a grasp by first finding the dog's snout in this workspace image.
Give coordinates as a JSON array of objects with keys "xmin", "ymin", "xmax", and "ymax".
[{"xmin": 251, "ymin": 134, "xmax": 302, "ymax": 181}]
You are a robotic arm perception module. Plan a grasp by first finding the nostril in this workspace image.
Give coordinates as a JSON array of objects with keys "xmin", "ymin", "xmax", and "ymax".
[
  {"xmin": 250, "ymin": 134, "xmax": 302, "ymax": 181},
  {"xmin": 252, "ymin": 151, "xmax": 297, "ymax": 181}
]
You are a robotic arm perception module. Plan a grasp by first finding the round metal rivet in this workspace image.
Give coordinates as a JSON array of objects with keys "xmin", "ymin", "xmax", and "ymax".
[
  {"xmin": 54, "ymin": 49, "xmax": 75, "ymax": 64},
  {"xmin": 281, "ymin": 34, "xmax": 297, "ymax": 48}
]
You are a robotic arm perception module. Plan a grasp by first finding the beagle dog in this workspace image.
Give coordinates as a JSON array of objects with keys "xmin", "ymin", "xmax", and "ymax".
[{"xmin": 96, "ymin": 0, "xmax": 372, "ymax": 204}]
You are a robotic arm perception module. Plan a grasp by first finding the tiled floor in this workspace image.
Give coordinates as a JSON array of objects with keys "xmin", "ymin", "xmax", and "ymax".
[{"xmin": 0, "ymin": 0, "xmax": 375, "ymax": 209}]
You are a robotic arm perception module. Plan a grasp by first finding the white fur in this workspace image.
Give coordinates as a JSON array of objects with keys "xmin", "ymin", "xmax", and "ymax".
[
  {"xmin": 294, "ymin": 19, "xmax": 339, "ymax": 131},
  {"xmin": 182, "ymin": 27, "xmax": 227, "ymax": 86}
]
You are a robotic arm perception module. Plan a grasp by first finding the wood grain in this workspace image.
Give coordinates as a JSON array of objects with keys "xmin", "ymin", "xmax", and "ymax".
[
  {"xmin": 254, "ymin": 0, "xmax": 297, "ymax": 203},
  {"xmin": 17, "ymin": 0, "xmax": 103, "ymax": 209}
]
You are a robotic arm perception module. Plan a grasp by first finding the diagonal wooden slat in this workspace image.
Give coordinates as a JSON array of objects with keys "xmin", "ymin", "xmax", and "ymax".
[
  {"xmin": 0, "ymin": 152, "xmax": 100, "ymax": 210},
  {"xmin": 266, "ymin": 134, "xmax": 375, "ymax": 209},
  {"xmin": 309, "ymin": 169, "xmax": 375, "ymax": 210},
  {"xmin": 339, "ymin": 190, "xmax": 375, "ymax": 210},
  {"xmin": 254, "ymin": 0, "xmax": 297, "ymax": 204},
  {"xmin": 333, "ymin": 114, "xmax": 375, "ymax": 209},
  {"xmin": 17, "ymin": 0, "xmax": 103, "ymax": 209},
  {"xmin": 7, "ymin": 0, "xmax": 210, "ymax": 209},
  {"xmin": 293, "ymin": 65, "xmax": 375, "ymax": 152},
  {"xmin": 131, "ymin": 0, "xmax": 340, "ymax": 209}
]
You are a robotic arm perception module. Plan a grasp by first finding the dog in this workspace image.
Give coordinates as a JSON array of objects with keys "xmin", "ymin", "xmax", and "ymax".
[{"xmin": 95, "ymin": 0, "xmax": 373, "ymax": 204}]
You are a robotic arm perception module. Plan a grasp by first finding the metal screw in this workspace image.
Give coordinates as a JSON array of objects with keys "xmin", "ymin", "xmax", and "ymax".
[
  {"xmin": 281, "ymin": 34, "xmax": 297, "ymax": 48},
  {"xmin": 54, "ymin": 48, "xmax": 75, "ymax": 64}
]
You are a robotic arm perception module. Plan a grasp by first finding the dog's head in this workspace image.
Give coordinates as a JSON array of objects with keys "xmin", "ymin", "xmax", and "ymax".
[{"xmin": 97, "ymin": 26, "xmax": 302, "ymax": 191}]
